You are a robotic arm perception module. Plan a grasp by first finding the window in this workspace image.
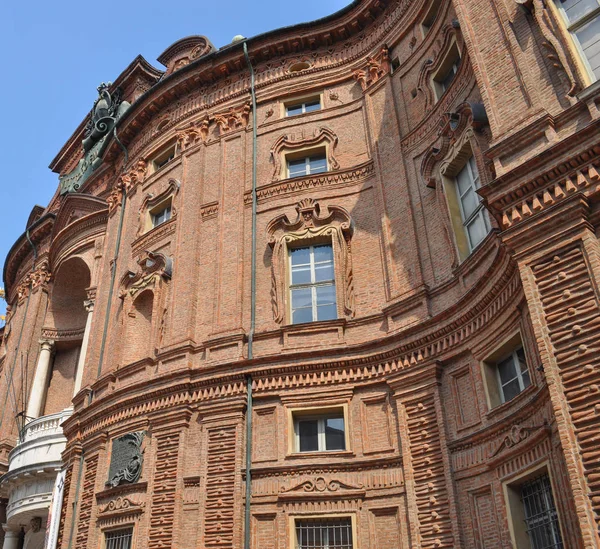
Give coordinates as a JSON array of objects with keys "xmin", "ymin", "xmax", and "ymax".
[
  {"xmin": 497, "ymin": 347, "xmax": 531, "ymax": 403},
  {"xmin": 294, "ymin": 411, "xmax": 345, "ymax": 452},
  {"xmin": 556, "ymin": 0, "xmax": 600, "ymax": 81},
  {"xmin": 287, "ymin": 154, "xmax": 327, "ymax": 178},
  {"xmin": 105, "ymin": 528, "xmax": 133, "ymax": 549},
  {"xmin": 286, "ymin": 97, "xmax": 321, "ymax": 117},
  {"xmin": 421, "ymin": 0, "xmax": 441, "ymax": 36},
  {"xmin": 289, "ymin": 244, "xmax": 337, "ymax": 324},
  {"xmin": 295, "ymin": 518, "xmax": 353, "ymax": 549},
  {"xmin": 455, "ymin": 156, "xmax": 490, "ymax": 251},
  {"xmin": 151, "ymin": 144, "xmax": 177, "ymax": 172},
  {"xmin": 151, "ymin": 203, "xmax": 172, "ymax": 227},
  {"xmin": 433, "ymin": 42, "xmax": 461, "ymax": 99},
  {"xmin": 506, "ymin": 471, "xmax": 564, "ymax": 549}
]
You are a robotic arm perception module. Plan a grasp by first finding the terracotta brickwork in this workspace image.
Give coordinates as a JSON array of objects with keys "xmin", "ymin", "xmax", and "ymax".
[{"xmin": 1, "ymin": 0, "xmax": 600, "ymax": 547}]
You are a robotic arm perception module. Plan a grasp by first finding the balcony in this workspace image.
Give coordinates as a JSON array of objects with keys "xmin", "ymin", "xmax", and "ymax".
[{"xmin": 0, "ymin": 408, "xmax": 72, "ymax": 526}]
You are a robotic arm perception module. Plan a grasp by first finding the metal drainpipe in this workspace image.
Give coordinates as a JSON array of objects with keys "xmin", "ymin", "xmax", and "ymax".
[
  {"xmin": 0, "ymin": 229, "xmax": 38, "ymax": 433},
  {"xmin": 93, "ymin": 127, "xmax": 129, "ymax": 390},
  {"xmin": 243, "ymin": 41, "xmax": 257, "ymax": 549}
]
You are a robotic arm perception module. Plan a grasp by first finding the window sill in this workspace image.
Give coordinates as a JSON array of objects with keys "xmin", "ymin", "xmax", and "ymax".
[
  {"xmin": 285, "ymin": 450, "xmax": 354, "ymax": 460},
  {"xmin": 576, "ymin": 78, "xmax": 600, "ymax": 102},
  {"xmin": 486, "ymin": 382, "xmax": 537, "ymax": 419},
  {"xmin": 282, "ymin": 318, "xmax": 346, "ymax": 350}
]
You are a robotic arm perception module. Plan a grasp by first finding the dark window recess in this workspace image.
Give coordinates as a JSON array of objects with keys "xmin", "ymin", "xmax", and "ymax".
[
  {"xmin": 521, "ymin": 474, "xmax": 564, "ymax": 549},
  {"xmin": 295, "ymin": 518, "xmax": 353, "ymax": 549},
  {"xmin": 105, "ymin": 528, "xmax": 133, "ymax": 549}
]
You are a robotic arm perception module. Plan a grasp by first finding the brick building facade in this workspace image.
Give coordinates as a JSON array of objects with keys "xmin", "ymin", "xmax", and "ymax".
[{"xmin": 1, "ymin": 0, "xmax": 600, "ymax": 547}]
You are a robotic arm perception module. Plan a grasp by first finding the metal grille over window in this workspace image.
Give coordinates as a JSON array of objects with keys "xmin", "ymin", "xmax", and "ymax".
[
  {"xmin": 456, "ymin": 156, "xmax": 491, "ymax": 251},
  {"xmin": 295, "ymin": 518, "xmax": 353, "ymax": 549},
  {"xmin": 105, "ymin": 528, "xmax": 133, "ymax": 549},
  {"xmin": 521, "ymin": 474, "xmax": 564, "ymax": 549},
  {"xmin": 556, "ymin": 0, "xmax": 600, "ymax": 80},
  {"xmin": 289, "ymin": 245, "xmax": 337, "ymax": 324}
]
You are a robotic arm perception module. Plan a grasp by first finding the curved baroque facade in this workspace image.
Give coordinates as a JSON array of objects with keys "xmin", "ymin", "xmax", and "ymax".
[{"xmin": 1, "ymin": 0, "xmax": 600, "ymax": 547}]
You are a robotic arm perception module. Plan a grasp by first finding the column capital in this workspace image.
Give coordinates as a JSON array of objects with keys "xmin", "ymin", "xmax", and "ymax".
[
  {"xmin": 84, "ymin": 299, "xmax": 95, "ymax": 313},
  {"xmin": 38, "ymin": 339, "xmax": 55, "ymax": 350}
]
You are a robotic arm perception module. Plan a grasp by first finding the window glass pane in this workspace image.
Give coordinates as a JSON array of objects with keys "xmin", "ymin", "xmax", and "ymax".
[
  {"xmin": 291, "ymin": 247, "xmax": 311, "ymax": 266},
  {"xmin": 293, "ymin": 307, "xmax": 314, "ymax": 324},
  {"xmin": 502, "ymin": 378, "xmax": 522, "ymax": 402},
  {"xmin": 316, "ymin": 285, "xmax": 336, "ymax": 306},
  {"xmin": 304, "ymin": 100, "xmax": 321, "ymax": 112},
  {"xmin": 286, "ymin": 104, "xmax": 304, "ymax": 116},
  {"xmin": 466, "ymin": 212, "xmax": 488, "ymax": 249},
  {"xmin": 460, "ymin": 187, "xmax": 480, "ymax": 220},
  {"xmin": 325, "ymin": 417, "xmax": 345, "ymax": 450},
  {"xmin": 298, "ymin": 420, "xmax": 319, "ymax": 452},
  {"xmin": 456, "ymin": 165, "xmax": 474, "ymax": 195},
  {"xmin": 288, "ymin": 158, "xmax": 308, "ymax": 178},
  {"xmin": 313, "ymin": 244, "xmax": 333, "ymax": 263},
  {"xmin": 308, "ymin": 156, "xmax": 327, "ymax": 174},
  {"xmin": 562, "ymin": 0, "xmax": 599, "ymax": 23},
  {"xmin": 576, "ymin": 16, "xmax": 600, "ymax": 78},
  {"xmin": 314, "ymin": 263, "xmax": 334, "ymax": 283},
  {"xmin": 498, "ymin": 355, "xmax": 518, "ymax": 384},
  {"xmin": 292, "ymin": 288, "xmax": 312, "ymax": 309},
  {"xmin": 292, "ymin": 265, "xmax": 312, "ymax": 285},
  {"xmin": 317, "ymin": 304, "xmax": 337, "ymax": 321}
]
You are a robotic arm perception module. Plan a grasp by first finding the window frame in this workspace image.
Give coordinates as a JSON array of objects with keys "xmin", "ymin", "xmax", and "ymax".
[
  {"xmin": 293, "ymin": 516, "xmax": 355, "ymax": 549},
  {"xmin": 495, "ymin": 346, "xmax": 531, "ymax": 404},
  {"xmin": 286, "ymin": 151, "xmax": 328, "ymax": 179},
  {"xmin": 150, "ymin": 142, "xmax": 178, "ymax": 173},
  {"xmin": 432, "ymin": 41, "xmax": 462, "ymax": 101},
  {"xmin": 150, "ymin": 202, "xmax": 172, "ymax": 228},
  {"xmin": 503, "ymin": 465, "xmax": 565, "ymax": 549},
  {"xmin": 554, "ymin": 0, "xmax": 600, "ymax": 82},
  {"xmin": 454, "ymin": 155, "xmax": 491, "ymax": 252},
  {"xmin": 421, "ymin": 0, "xmax": 442, "ymax": 37},
  {"xmin": 288, "ymin": 404, "xmax": 350, "ymax": 456},
  {"xmin": 103, "ymin": 527, "xmax": 134, "ymax": 549},
  {"xmin": 284, "ymin": 96, "xmax": 322, "ymax": 117},
  {"xmin": 294, "ymin": 412, "xmax": 346, "ymax": 453},
  {"xmin": 287, "ymin": 243, "xmax": 338, "ymax": 325}
]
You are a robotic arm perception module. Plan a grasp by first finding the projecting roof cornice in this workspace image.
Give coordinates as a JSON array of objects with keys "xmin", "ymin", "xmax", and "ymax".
[{"xmin": 50, "ymin": 0, "xmax": 401, "ymax": 176}]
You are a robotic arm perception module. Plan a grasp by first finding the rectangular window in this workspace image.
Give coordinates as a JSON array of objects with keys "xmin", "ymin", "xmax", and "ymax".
[
  {"xmin": 556, "ymin": 0, "xmax": 600, "ymax": 80},
  {"xmin": 151, "ymin": 204, "xmax": 172, "ymax": 227},
  {"xmin": 295, "ymin": 518, "xmax": 353, "ymax": 549},
  {"xmin": 152, "ymin": 144, "xmax": 177, "ymax": 171},
  {"xmin": 287, "ymin": 154, "xmax": 328, "ymax": 178},
  {"xmin": 289, "ymin": 244, "xmax": 337, "ymax": 324},
  {"xmin": 433, "ymin": 42, "xmax": 461, "ymax": 99},
  {"xmin": 521, "ymin": 474, "xmax": 564, "ymax": 549},
  {"xmin": 294, "ymin": 412, "xmax": 346, "ymax": 452},
  {"xmin": 440, "ymin": 57, "xmax": 461, "ymax": 92},
  {"xmin": 497, "ymin": 346, "xmax": 531, "ymax": 403},
  {"xmin": 105, "ymin": 528, "xmax": 133, "ymax": 549},
  {"xmin": 285, "ymin": 98, "xmax": 322, "ymax": 116},
  {"xmin": 455, "ymin": 156, "xmax": 491, "ymax": 251},
  {"xmin": 422, "ymin": 0, "xmax": 442, "ymax": 35}
]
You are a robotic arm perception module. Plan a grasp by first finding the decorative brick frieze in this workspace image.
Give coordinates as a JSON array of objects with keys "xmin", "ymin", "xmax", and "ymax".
[{"xmin": 74, "ymin": 454, "xmax": 99, "ymax": 549}]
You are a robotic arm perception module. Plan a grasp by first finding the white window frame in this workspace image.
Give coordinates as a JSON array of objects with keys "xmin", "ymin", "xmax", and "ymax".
[
  {"xmin": 496, "ymin": 347, "xmax": 531, "ymax": 404},
  {"xmin": 455, "ymin": 156, "xmax": 491, "ymax": 252},
  {"xmin": 293, "ymin": 412, "xmax": 346, "ymax": 453},
  {"xmin": 151, "ymin": 143, "xmax": 178, "ymax": 172},
  {"xmin": 294, "ymin": 517, "xmax": 354, "ymax": 549},
  {"xmin": 286, "ymin": 154, "xmax": 328, "ymax": 178},
  {"xmin": 285, "ymin": 97, "xmax": 322, "ymax": 117},
  {"xmin": 555, "ymin": 0, "xmax": 600, "ymax": 82},
  {"xmin": 288, "ymin": 244, "xmax": 337, "ymax": 324},
  {"xmin": 151, "ymin": 203, "xmax": 172, "ymax": 228}
]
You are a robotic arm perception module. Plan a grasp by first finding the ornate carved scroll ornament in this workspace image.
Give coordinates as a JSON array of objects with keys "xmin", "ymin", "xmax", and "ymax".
[
  {"xmin": 120, "ymin": 251, "xmax": 173, "ymax": 299},
  {"xmin": 270, "ymin": 127, "xmax": 339, "ymax": 182},
  {"xmin": 106, "ymin": 432, "xmax": 145, "ymax": 488},
  {"xmin": 281, "ymin": 476, "xmax": 364, "ymax": 493},
  {"xmin": 352, "ymin": 46, "xmax": 391, "ymax": 91},
  {"xmin": 137, "ymin": 178, "xmax": 180, "ymax": 236},
  {"xmin": 490, "ymin": 422, "xmax": 550, "ymax": 457},
  {"xmin": 211, "ymin": 102, "xmax": 251, "ymax": 134},
  {"xmin": 267, "ymin": 198, "xmax": 354, "ymax": 323},
  {"xmin": 100, "ymin": 496, "xmax": 144, "ymax": 515},
  {"xmin": 176, "ymin": 117, "xmax": 210, "ymax": 150},
  {"xmin": 515, "ymin": 0, "xmax": 580, "ymax": 97}
]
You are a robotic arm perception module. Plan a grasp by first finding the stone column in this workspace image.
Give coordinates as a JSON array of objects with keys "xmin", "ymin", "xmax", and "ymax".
[
  {"xmin": 1, "ymin": 527, "xmax": 19, "ymax": 549},
  {"xmin": 26, "ymin": 339, "xmax": 54, "ymax": 420},
  {"xmin": 73, "ymin": 299, "xmax": 94, "ymax": 397}
]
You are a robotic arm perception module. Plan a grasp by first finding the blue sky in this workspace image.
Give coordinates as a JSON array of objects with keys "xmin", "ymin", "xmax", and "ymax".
[{"xmin": 0, "ymin": 0, "xmax": 350, "ymax": 320}]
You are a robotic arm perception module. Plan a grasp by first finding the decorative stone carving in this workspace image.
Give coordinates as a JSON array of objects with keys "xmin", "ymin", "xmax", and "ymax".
[
  {"xmin": 267, "ymin": 198, "xmax": 354, "ymax": 323},
  {"xmin": 137, "ymin": 179, "xmax": 180, "ymax": 236},
  {"xmin": 99, "ymin": 496, "xmax": 144, "ymax": 515},
  {"xmin": 106, "ymin": 432, "xmax": 145, "ymax": 488},
  {"xmin": 281, "ymin": 477, "xmax": 364, "ymax": 493},
  {"xmin": 270, "ymin": 127, "xmax": 339, "ymax": 182},
  {"xmin": 107, "ymin": 178, "xmax": 125, "ymax": 215},
  {"xmin": 120, "ymin": 252, "xmax": 173, "ymax": 299},
  {"xmin": 157, "ymin": 36, "xmax": 215, "ymax": 76},
  {"xmin": 515, "ymin": 0, "xmax": 579, "ymax": 97},
  {"xmin": 352, "ymin": 46, "xmax": 391, "ymax": 91},
  {"xmin": 212, "ymin": 102, "xmax": 251, "ymax": 134},
  {"xmin": 60, "ymin": 83, "xmax": 130, "ymax": 195},
  {"xmin": 176, "ymin": 117, "xmax": 210, "ymax": 150},
  {"xmin": 490, "ymin": 423, "xmax": 549, "ymax": 457}
]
